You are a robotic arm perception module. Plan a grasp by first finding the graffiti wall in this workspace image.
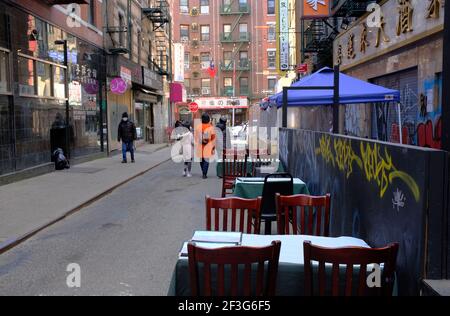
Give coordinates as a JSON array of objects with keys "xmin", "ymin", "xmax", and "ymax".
[
  {"xmin": 279, "ymin": 128, "xmax": 448, "ymax": 295},
  {"xmin": 417, "ymin": 76, "xmax": 442, "ymax": 149}
]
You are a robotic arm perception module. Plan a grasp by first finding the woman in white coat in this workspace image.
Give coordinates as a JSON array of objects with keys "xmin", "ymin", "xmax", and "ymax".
[{"xmin": 179, "ymin": 121, "xmax": 194, "ymax": 177}]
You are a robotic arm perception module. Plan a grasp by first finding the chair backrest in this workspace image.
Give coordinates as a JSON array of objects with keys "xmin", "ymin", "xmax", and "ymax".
[
  {"xmin": 223, "ymin": 148, "xmax": 247, "ymax": 179},
  {"xmin": 260, "ymin": 173, "xmax": 294, "ymax": 216},
  {"xmin": 246, "ymin": 149, "xmax": 276, "ymax": 177},
  {"xmin": 276, "ymin": 194, "xmax": 331, "ymax": 236},
  {"xmin": 205, "ymin": 196, "xmax": 262, "ymax": 234},
  {"xmin": 303, "ymin": 241, "xmax": 399, "ymax": 296},
  {"xmin": 188, "ymin": 241, "xmax": 281, "ymax": 296}
]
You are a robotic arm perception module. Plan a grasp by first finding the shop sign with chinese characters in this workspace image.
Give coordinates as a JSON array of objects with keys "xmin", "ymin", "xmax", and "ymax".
[
  {"xmin": 196, "ymin": 97, "xmax": 249, "ymax": 110},
  {"xmin": 333, "ymin": 0, "xmax": 444, "ymax": 69},
  {"xmin": 277, "ymin": 0, "xmax": 290, "ymax": 73}
]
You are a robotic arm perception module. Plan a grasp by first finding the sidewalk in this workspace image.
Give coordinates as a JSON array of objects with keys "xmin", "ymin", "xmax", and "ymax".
[{"xmin": 0, "ymin": 143, "xmax": 171, "ymax": 252}]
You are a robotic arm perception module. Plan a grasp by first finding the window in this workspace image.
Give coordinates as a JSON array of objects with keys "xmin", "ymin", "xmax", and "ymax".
[
  {"xmin": 223, "ymin": 51, "xmax": 233, "ymax": 67},
  {"xmin": 224, "ymin": 77, "xmax": 233, "ymax": 87},
  {"xmin": 36, "ymin": 61, "xmax": 51, "ymax": 97},
  {"xmin": 0, "ymin": 50, "xmax": 10, "ymax": 93},
  {"xmin": 200, "ymin": 25, "xmax": 210, "ymax": 41},
  {"xmin": 137, "ymin": 31, "xmax": 142, "ymax": 64},
  {"xmin": 184, "ymin": 52, "xmax": 190, "ymax": 69},
  {"xmin": 201, "ymin": 78, "xmax": 211, "ymax": 95},
  {"xmin": 239, "ymin": 0, "xmax": 248, "ymax": 10},
  {"xmin": 268, "ymin": 78, "xmax": 277, "ymax": 92},
  {"xmin": 239, "ymin": 51, "xmax": 248, "ymax": 67},
  {"xmin": 239, "ymin": 23, "xmax": 248, "ymax": 33},
  {"xmin": 267, "ymin": 24, "xmax": 276, "ymax": 41},
  {"xmin": 239, "ymin": 77, "xmax": 248, "ymax": 94},
  {"xmin": 267, "ymin": 50, "xmax": 276, "ymax": 69},
  {"xmin": 180, "ymin": 25, "xmax": 190, "ymax": 41},
  {"xmin": 119, "ymin": 14, "xmax": 125, "ymax": 46},
  {"xmin": 201, "ymin": 53, "xmax": 210, "ymax": 69},
  {"xmin": 88, "ymin": 0, "xmax": 96, "ymax": 25},
  {"xmin": 224, "ymin": 77, "xmax": 233, "ymax": 96},
  {"xmin": 200, "ymin": 0, "xmax": 209, "ymax": 14},
  {"xmin": 239, "ymin": 23, "xmax": 248, "ymax": 40},
  {"xmin": 53, "ymin": 66, "xmax": 66, "ymax": 99},
  {"xmin": 180, "ymin": 0, "xmax": 189, "ymax": 14},
  {"xmin": 268, "ymin": 0, "xmax": 275, "ymax": 14},
  {"xmin": 223, "ymin": 24, "xmax": 231, "ymax": 39},
  {"xmin": 184, "ymin": 78, "xmax": 190, "ymax": 95},
  {"xmin": 18, "ymin": 57, "xmax": 35, "ymax": 95}
]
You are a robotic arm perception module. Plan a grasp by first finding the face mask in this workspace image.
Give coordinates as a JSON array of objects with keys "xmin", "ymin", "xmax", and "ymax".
[{"xmin": 122, "ymin": 117, "xmax": 128, "ymax": 122}]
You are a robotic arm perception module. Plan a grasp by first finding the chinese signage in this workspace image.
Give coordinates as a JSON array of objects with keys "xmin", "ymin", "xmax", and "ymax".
[
  {"xmin": 195, "ymin": 97, "xmax": 249, "ymax": 110},
  {"xmin": 143, "ymin": 67, "xmax": 163, "ymax": 91},
  {"xmin": 120, "ymin": 66, "xmax": 132, "ymax": 83},
  {"xmin": 174, "ymin": 43, "xmax": 185, "ymax": 82},
  {"xmin": 277, "ymin": 0, "xmax": 290, "ymax": 73},
  {"xmin": 334, "ymin": 0, "xmax": 444, "ymax": 69},
  {"xmin": 303, "ymin": 0, "xmax": 330, "ymax": 18}
]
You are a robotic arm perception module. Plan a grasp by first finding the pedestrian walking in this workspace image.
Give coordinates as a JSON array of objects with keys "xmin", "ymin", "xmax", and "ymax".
[
  {"xmin": 180, "ymin": 121, "xmax": 194, "ymax": 177},
  {"xmin": 118, "ymin": 112, "xmax": 137, "ymax": 163},
  {"xmin": 195, "ymin": 113, "xmax": 216, "ymax": 179}
]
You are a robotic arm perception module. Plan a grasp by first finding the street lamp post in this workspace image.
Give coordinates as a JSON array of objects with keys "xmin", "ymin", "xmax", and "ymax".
[{"xmin": 55, "ymin": 40, "xmax": 70, "ymax": 158}]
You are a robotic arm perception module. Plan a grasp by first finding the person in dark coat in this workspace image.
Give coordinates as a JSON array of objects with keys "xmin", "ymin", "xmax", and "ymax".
[{"xmin": 118, "ymin": 112, "xmax": 137, "ymax": 163}]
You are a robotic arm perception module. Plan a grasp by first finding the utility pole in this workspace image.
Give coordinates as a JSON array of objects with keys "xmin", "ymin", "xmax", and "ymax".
[{"xmin": 442, "ymin": 1, "xmax": 450, "ymax": 151}]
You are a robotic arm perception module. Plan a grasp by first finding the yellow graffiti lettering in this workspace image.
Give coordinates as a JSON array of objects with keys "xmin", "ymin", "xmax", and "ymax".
[
  {"xmin": 315, "ymin": 135, "xmax": 420, "ymax": 202},
  {"xmin": 315, "ymin": 135, "xmax": 335, "ymax": 166},
  {"xmin": 333, "ymin": 138, "xmax": 363, "ymax": 178}
]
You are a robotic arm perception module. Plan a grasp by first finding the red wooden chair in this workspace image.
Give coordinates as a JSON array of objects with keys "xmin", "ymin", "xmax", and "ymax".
[
  {"xmin": 276, "ymin": 194, "xmax": 331, "ymax": 236},
  {"xmin": 221, "ymin": 148, "xmax": 248, "ymax": 197},
  {"xmin": 205, "ymin": 196, "xmax": 262, "ymax": 234},
  {"xmin": 303, "ymin": 241, "xmax": 399, "ymax": 296},
  {"xmin": 188, "ymin": 241, "xmax": 281, "ymax": 296}
]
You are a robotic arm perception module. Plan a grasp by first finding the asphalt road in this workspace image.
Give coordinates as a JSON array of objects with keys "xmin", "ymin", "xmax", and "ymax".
[{"xmin": 0, "ymin": 160, "xmax": 221, "ymax": 296}]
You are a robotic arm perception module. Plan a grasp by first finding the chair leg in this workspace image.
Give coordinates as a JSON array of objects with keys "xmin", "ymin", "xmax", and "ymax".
[{"xmin": 264, "ymin": 220, "xmax": 272, "ymax": 235}]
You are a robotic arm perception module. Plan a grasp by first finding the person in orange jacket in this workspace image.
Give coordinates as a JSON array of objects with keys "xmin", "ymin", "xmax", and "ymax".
[{"xmin": 195, "ymin": 113, "xmax": 216, "ymax": 179}]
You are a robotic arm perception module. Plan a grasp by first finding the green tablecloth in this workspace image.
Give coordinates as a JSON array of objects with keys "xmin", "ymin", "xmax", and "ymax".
[
  {"xmin": 167, "ymin": 234, "xmax": 372, "ymax": 296},
  {"xmin": 216, "ymin": 161, "xmax": 285, "ymax": 177},
  {"xmin": 233, "ymin": 178, "xmax": 310, "ymax": 199}
]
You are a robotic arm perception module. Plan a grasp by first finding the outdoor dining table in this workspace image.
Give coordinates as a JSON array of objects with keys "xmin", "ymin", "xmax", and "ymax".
[
  {"xmin": 167, "ymin": 234, "xmax": 370, "ymax": 296},
  {"xmin": 233, "ymin": 177, "xmax": 310, "ymax": 199}
]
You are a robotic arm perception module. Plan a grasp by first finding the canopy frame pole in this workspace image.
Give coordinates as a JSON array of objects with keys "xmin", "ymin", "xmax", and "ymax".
[
  {"xmin": 281, "ymin": 66, "xmax": 339, "ymax": 129},
  {"xmin": 333, "ymin": 65, "xmax": 340, "ymax": 133},
  {"xmin": 397, "ymin": 102, "xmax": 403, "ymax": 145}
]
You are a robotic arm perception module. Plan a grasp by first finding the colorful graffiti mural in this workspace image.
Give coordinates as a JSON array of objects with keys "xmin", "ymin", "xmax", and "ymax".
[
  {"xmin": 416, "ymin": 77, "xmax": 442, "ymax": 149},
  {"xmin": 316, "ymin": 135, "xmax": 420, "ymax": 201}
]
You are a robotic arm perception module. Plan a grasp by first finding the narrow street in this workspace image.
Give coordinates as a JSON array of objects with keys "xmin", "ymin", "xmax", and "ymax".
[{"xmin": 0, "ymin": 160, "xmax": 220, "ymax": 296}]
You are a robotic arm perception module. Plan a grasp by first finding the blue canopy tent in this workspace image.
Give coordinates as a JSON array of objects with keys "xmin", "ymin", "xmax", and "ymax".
[{"xmin": 268, "ymin": 67, "xmax": 403, "ymax": 142}]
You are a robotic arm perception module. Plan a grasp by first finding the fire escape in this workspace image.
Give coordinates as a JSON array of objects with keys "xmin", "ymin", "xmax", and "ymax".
[
  {"xmin": 219, "ymin": 0, "xmax": 251, "ymax": 97},
  {"xmin": 302, "ymin": 0, "xmax": 376, "ymax": 69},
  {"xmin": 143, "ymin": 0, "xmax": 172, "ymax": 78}
]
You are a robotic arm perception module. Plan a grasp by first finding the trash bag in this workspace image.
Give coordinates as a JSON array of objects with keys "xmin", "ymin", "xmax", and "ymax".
[{"xmin": 53, "ymin": 148, "xmax": 70, "ymax": 170}]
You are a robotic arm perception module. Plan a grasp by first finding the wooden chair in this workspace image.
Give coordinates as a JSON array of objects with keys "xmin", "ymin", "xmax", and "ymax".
[
  {"xmin": 221, "ymin": 148, "xmax": 248, "ymax": 197},
  {"xmin": 188, "ymin": 241, "xmax": 281, "ymax": 296},
  {"xmin": 303, "ymin": 241, "xmax": 399, "ymax": 296},
  {"xmin": 260, "ymin": 173, "xmax": 293, "ymax": 235},
  {"xmin": 205, "ymin": 196, "xmax": 262, "ymax": 234},
  {"xmin": 275, "ymin": 194, "xmax": 331, "ymax": 236}
]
